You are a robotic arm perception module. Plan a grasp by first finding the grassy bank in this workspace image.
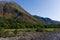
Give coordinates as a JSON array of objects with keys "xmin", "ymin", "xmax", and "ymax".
[{"xmin": 0, "ymin": 28, "xmax": 59, "ymax": 37}]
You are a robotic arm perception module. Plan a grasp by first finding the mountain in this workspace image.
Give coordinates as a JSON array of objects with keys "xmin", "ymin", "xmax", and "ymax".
[
  {"xmin": 33, "ymin": 15, "xmax": 60, "ymax": 24},
  {"xmin": 0, "ymin": 1, "xmax": 44, "ymax": 25}
]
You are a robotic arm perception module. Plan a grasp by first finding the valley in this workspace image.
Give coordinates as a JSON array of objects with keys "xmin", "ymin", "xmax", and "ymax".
[{"xmin": 0, "ymin": 1, "xmax": 59, "ymax": 40}]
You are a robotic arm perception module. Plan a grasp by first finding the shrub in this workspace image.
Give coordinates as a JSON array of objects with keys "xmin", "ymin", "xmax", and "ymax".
[
  {"xmin": 36, "ymin": 27, "xmax": 43, "ymax": 32},
  {"xmin": 13, "ymin": 29, "xmax": 18, "ymax": 36},
  {"xmin": 2, "ymin": 30, "xmax": 10, "ymax": 37},
  {"xmin": 0, "ymin": 28, "xmax": 4, "ymax": 37}
]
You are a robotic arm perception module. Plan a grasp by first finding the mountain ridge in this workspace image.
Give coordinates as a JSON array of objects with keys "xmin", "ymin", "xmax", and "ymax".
[{"xmin": 33, "ymin": 15, "xmax": 60, "ymax": 24}]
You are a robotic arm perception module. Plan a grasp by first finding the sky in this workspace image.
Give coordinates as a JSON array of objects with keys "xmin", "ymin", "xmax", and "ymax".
[{"xmin": 0, "ymin": 0, "xmax": 60, "ymax": 21}]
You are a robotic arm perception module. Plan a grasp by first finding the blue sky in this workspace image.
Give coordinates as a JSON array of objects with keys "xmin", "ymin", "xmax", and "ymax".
[{"xmin": 1, "ymin": 0, "xmax": 60, "ymax": 21}]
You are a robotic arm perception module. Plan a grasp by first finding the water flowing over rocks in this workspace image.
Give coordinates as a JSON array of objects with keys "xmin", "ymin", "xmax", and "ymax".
[{"xmin": 0, "ymin": 32, "xmax": 60, "ymax": 40}]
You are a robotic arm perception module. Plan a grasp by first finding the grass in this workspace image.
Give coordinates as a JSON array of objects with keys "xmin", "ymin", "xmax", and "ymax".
[
  {"xmin": 43, "ymin": 28, "xmax": 60, "ymax": 32},
  {"xmin": 0, "ymin": 28, "xmax": 60, "ymax": 37},
  {"xmin": 0, "ymin": 28, "xmax": 59, "ymax": 34},
  {"xmin": 4, "ymin": 28, "xmax": 60, "ymax": 32},
  {"xmin": 43, "ymin": 28, "xmax": 55, "ymax": 32},
  {"xmin": 5, "ymin": 28, "xmax": 36, "ymax": 32}
]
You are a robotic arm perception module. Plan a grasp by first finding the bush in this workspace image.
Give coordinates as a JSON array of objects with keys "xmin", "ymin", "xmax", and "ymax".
[
  {"xmin": 36, "ymin": 27, "xmax": 43, "ymax": 32},
  {"xmin": 2, "ymin": 30, "xmax": 9, "ymax": 37},
  {"xmin": 0, "ymin": 28, "xmax": 4, "ymax": 37},
  {"xmin": 13, "ymin": 29, "xmax": 18, "ymax": 36}
]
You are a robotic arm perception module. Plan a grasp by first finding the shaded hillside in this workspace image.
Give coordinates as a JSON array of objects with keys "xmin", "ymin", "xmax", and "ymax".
[
  {"xmin": 0, "ymin": 1, "xmax": 44, "ymax": 25},
  {"xmin": 33, "ymin": 15, "xmax": 60, "ymax": 24},
  {"xmin": 0, "ymin": 17, "xmax": 42, "ymax": 29}
]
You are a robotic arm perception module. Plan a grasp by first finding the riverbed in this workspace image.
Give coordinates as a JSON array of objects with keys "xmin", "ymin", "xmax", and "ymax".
[{"xmin": 0, "ymin": 32, "xmax": 60, "ymax": 40}]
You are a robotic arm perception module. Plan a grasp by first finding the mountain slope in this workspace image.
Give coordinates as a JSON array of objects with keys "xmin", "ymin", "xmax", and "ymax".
[
  {"xmin": 0, "ymin": 1, "xmax": 44, "ymax": 25},
  {"xmin": 33, "ymin": 15, "xmax": 60, "ymax": 24}
]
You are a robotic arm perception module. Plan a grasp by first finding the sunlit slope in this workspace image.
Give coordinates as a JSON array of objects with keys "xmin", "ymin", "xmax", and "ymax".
[{"xmin": 0, "ymin": 1, "xmax": 45, "ymax": 25}]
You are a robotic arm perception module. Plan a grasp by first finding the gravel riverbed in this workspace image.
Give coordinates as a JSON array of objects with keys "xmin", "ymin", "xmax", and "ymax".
[{"xmin": 0, "ymin": 32, "xmax": 60, "ymax": 40}]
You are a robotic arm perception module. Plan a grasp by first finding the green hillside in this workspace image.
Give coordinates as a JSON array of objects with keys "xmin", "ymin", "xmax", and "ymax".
[
  {"xmin": 0, "ymin": 1, "xmax": 45, "ymax": 25},
  {"xmin": 0, "ymin": 1, "xmax": 45, "ymax": 29}
]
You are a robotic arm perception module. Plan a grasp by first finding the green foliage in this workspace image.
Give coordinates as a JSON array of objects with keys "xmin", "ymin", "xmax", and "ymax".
[
  {"xmin": 0, "ymin": 28, "xmax": 4, "ymax": 37},
  {"xmin": 2, "ymin": 30, "xmax": 10, "ymax": 37},
  {"xmin": 13, "ymin": 29, "xmax": 18, "ymax": 35},
  {"xmin": 44, "ymin": 24, "xmax": 60, "ymax": 28},
  {"xmin": 0, "ymin": 17, "xmax": 43, "ymax": 29},
  {"xmin": 36, "ymin": 27, "xmax": 43, "ymax": 32},
  {"xmin": 0, "ymin": 17, "xmax": 60, "ymax": 29}
]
